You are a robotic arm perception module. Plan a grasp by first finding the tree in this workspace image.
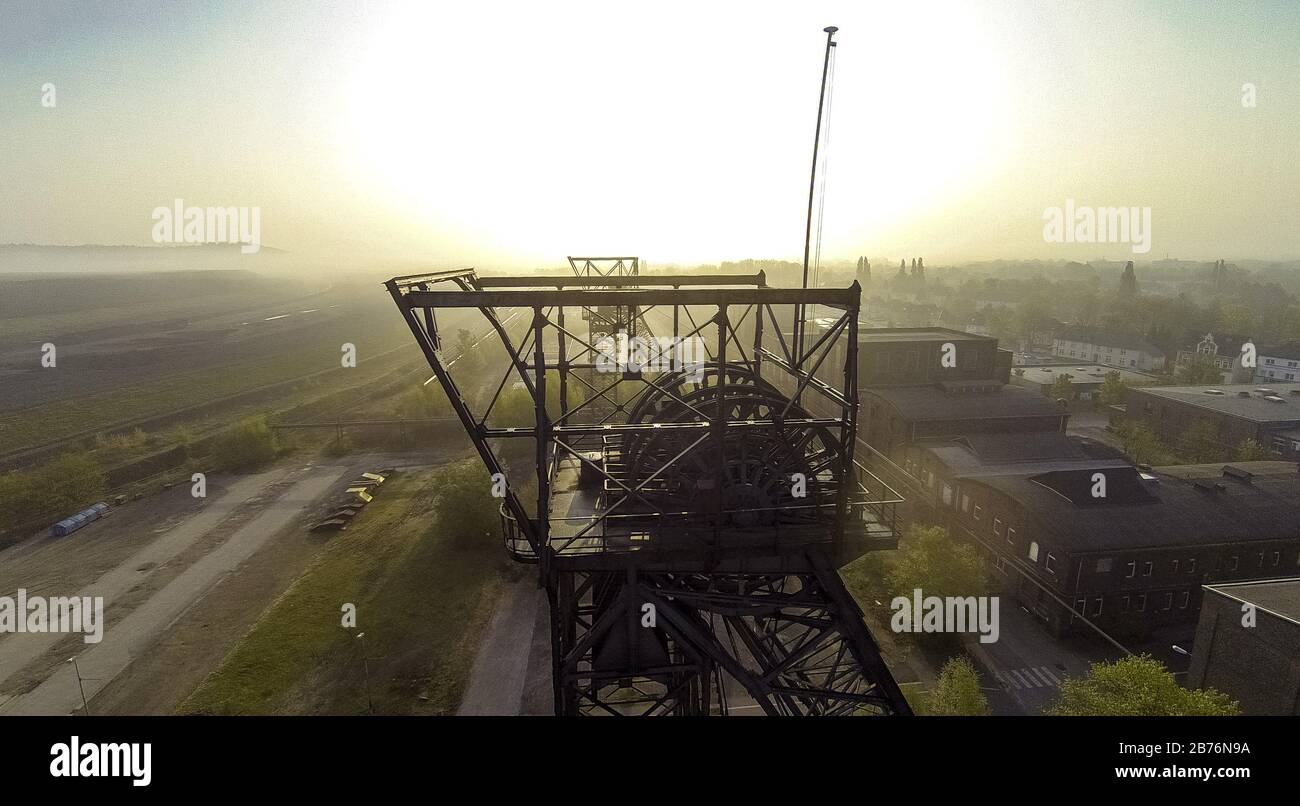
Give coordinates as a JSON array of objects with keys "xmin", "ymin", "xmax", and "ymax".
[
  {"xmin": 1049, "ymin": 372, "xmax": 1074, "ymax": 402},
  {"xmin": 1176, "ymin": 355, "xmax": 1223, "ymax": 384},
  {"xmin": 1178, "ymin": 418, "xmax": 1227, "ymax": 463},
  {"xmin": 1098, "ymin": 371, "xmax": 1127, "ymax": 406},
  {"xmin": 435, "ymin": 459, "xmax": 502, "ymax": 549},
  {"xmin": 925, "ymin": 656, "xmax": 990, "ymax": 716},
  {"xmin": 1049, "ymin": 654, "xmax": 1239, "ymax": 716},
  {"xmin": 31, "ymin": 453, "xmax": 107, "ymax": 522},
  {"xmin": 886, "ymin": 524, "xmax": 987, "ymax": 601},
  {"xmin": 1116, "ymin": 422, "xmax": 1175, "ymax": 465},
  {"xmin": 1118, "ymin": 260, "xmax": 1139, "ymax": 296},
  {"xmin": 213, "ymin": 416, "xmax": 279, "ymax": 471},
  {"xmin": 1235, "ymin": 438, "xmax": 1270, "ymax": 461}
]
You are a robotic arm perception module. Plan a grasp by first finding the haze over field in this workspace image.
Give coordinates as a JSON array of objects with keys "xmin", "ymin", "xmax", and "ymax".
[{"xmin": 3, "ymin": 0, "xmax": 1300, "ymax": 268}]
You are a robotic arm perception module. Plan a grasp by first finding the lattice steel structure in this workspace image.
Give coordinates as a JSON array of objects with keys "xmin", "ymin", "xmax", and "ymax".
[{"xmin": 385, "ymin": 265, "xmax": 910, "ymax": 715}]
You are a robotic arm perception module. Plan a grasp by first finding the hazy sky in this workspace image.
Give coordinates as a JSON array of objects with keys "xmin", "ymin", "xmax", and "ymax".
[{"xmin": 2, "ymin": 0, "xmax": 1298, "ymax": 267}]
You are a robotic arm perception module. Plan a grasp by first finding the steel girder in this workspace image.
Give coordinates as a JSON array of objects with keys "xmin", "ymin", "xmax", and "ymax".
[{"xmin": 549, "ymin": 551, "xmax": 912, "ymax": 715}]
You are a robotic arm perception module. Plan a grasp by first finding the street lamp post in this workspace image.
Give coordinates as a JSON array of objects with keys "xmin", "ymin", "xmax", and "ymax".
[
  {"xmin": 356, "ymin": 632, "xmax": 374, "ymax": 715},
  {"xmin": 68, "ymin": 656, "xmax": 90, "ymax": 716}
]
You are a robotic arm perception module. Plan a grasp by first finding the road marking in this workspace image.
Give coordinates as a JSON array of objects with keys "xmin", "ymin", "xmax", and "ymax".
[
  {"xmin": 1010, "ymin": 669, "xmax": 1037, "ymax": 688},
  {"xmin": 996, "ymin": 666, "xmax": 1061, "ymax": 691}
]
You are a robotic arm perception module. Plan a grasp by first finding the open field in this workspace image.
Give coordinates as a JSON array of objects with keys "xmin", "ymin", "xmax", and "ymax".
[
  {"xmin": 180, "ymin": 463, "xmax": 512, "ymax": 715},
  {"xmin": 0, "ymin": 271, "xmax": 445, "ymax": 462}
]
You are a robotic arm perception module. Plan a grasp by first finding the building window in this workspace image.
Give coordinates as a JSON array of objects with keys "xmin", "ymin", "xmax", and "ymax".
[
  {"xmin": 993, "ymin": 518, "xmax": 1004, "ymax": 538},
  {"xmin": 1091, "ymin": 597, "xmax": 1103, "ymax": 617},
  {"xmin": 1096, "ymin": 558, "xmax": 1113, "ymax": 573},
  {"xmin": 1136, "ymin": 594, "xmax": 1147, "ymax": 612},
  {"xmin": 1227, "ymin": 555, "xmax": 1239, "ymax": 571},
  {"xmin": 1006, "ymin": 526, "xmax": 1016, "ymax": 545},
  {"xmin": 1162, "ymin": 592, "xmax": 1173, "ymax": 611},
  {"xmin": 961, "ymin": 494, "xmax": 971, "ymax": 513},
  {"xmin": 1272, "ymin": 551, "xmax": 1281, "ymax": 567},
  {"xmin": 941, "ymin": 483, "xmax": 953, "ymax": 506},
  {"xmin": 1120, "ymin": 596, "xmax": 1130, "ymax": 613},
  {"xmin": 1188, "ymin": 558, "xmax": 1196, "ymax": 574},
  {"xmin": 973, "ymin": 505, "xmax": 983, "ymax": 521},
  {"xmin": 1028, "ymin": 541, "xmax": 1039, "ymax": 562},
  {"xmin": 1125, "ymin": 561, "xmax": 1136, "ymax": 578},
  {"xmin": 1045, "ymin": 553, "xmax": 1057, "ymax": 574},
  {"xmin": 1171, "ymin": 559, "xmax": 1179, "ymax": 574},
  {"xmin": 1142, "ymin": 561, "xmax": 1153, "ymax": 577},
  {"xmin": 1179, "ymin": 591, "xmax": 1190, "ymax": 609}
]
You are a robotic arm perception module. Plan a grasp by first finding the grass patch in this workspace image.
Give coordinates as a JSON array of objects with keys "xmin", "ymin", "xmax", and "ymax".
[{"xmin": 179, "ymin": 462, "xmax": 512, "ymax": 715}]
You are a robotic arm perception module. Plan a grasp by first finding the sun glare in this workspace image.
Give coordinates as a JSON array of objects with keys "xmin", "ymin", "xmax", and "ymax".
[{"xmin": 339, "ymin": 2, "xmax": 1015, "ymax": 265}]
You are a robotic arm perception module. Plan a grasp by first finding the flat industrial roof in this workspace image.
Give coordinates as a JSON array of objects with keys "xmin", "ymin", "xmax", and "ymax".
[
  {"xmin": 1015, "ymin": 363, "xmax": 1158, "ymax": 386},
  {"xmin": 1204, "ymin": 578, "xmax": 1300, "ymax": 625},
  {"xmin": 1130, "ymin": 383, "xmax": 1300, "ymax": 423},
  {"xmin": 856, "ymin": 327, "xmax": 992, "ymax": 344},
  {"xmin": 966, "ymin": 465, "xmax": 1300, "ymax": 552}
]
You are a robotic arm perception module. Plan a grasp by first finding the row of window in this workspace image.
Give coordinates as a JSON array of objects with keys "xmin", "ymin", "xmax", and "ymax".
[
  {"xmin": 1108, "ymin": 550, "xmax": 1291, "ymax": 578},
  {"xmin": 1075, "ymin": 590, "xmax": 1193, "ymax": 618}
]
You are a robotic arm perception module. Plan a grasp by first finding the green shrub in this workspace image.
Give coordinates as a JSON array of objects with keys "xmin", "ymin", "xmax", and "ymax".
[
  {"xmin": 213, "ymin": 416, "xmax": 279, "ymax": 471},
  {"xmin": 0, "ymin": 452, "xmax": 106, "ymax": 530}
]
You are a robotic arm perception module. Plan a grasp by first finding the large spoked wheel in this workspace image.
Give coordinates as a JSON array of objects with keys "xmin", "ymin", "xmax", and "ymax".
[{"xmin": 620, "ymin": 363, "xmax": 844, "ymax": 529}]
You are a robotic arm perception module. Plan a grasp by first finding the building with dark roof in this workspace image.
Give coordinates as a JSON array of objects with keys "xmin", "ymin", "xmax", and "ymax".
[
  {"xmin": 1187, "ymin": 577, "xmax": 1300, "ymax": 715},
  {"xmin": 836, "ymin": 327, "xmax": 1300, "ymax": 643},
  {"xmin": 845, "ymin": 327, "xmax": 1066, "ymax": 455},
  {"xmin": 1124, "ymin": 383, "xmax": 1300, "ymax": 459},
  {"xmin": 938, "ymin": 460, "xmax": 1300, "ymax": 639}
]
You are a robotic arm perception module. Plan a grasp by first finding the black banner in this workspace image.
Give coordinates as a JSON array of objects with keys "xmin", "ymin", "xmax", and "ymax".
[{"xmin": 0, "ymin": 716, "xmax": 1281, "ymax": 792}]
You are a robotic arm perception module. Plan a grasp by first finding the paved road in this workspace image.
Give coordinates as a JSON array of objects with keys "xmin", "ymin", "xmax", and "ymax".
[
  {"xmin": 965, "ymin": 603, "xmax": 1098, "ymax": 714},
  {"xmin": 0, "ymin": 464, "xmax": 346, "ymax": 715},
  {"xmin": 457, "ymin": 576, "xmax": 545, "ymax": 716}
]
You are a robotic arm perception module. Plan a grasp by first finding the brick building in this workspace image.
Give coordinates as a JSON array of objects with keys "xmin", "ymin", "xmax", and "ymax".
[
  {"xmin": 929, "ymin": 459, "xmax": 1300, "ymax": 639},
  {"xmin": 1187, "ymin": 578, "xmax": 1300, "ymax": 715}
]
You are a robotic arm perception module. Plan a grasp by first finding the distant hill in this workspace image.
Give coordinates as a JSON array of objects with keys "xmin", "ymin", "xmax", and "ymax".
[{"xmin": 0, "ymin": 244, "xmax": 289, "ymax": 274}]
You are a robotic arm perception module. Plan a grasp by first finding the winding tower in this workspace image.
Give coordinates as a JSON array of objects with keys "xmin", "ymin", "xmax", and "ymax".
[{"xmin": 386, "ymin": 264, "xmax": 911, "ymax": 715}]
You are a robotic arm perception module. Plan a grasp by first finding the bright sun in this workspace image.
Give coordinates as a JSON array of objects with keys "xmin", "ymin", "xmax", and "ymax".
[{"xmin": 338, "ymin": 2, "xmax": 1015, "ymax": 265}]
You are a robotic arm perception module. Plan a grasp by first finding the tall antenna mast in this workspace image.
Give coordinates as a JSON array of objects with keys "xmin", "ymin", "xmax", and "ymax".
[{"xmin": 797, "ymin": 25, "xmax": 838, "ymax": 360}]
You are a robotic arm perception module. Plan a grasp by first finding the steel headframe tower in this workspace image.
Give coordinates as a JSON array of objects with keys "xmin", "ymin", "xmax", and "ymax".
[{"xmin": 386, "ymin": 264, "xmax": 911, "ymax": 715}]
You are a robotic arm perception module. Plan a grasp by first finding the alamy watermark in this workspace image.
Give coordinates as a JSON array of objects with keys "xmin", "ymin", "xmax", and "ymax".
[
  {"xmin": 890, "ymin": 588, "xmax": 999, "ymax": 644},
  {"xmin": 595, "ymin": 333, "xmax": 706, "ymax": 381},
  {"xmin": 1042, "ymin": 198, "xmax": 1151, "ymax": 254},
  {"xmin": 50, "ymin": 736, "xmax": 151, "ymax": 787},
  {"xmin": 151, "ymin": 198, "xmax": 261, "ymax": 254},
  {"xmin": 0, "ymin": 589, "xmax": 103, "ymax": 644}
]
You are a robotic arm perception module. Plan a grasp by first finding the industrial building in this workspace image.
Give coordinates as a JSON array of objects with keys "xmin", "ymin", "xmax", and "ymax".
[
  {"xmin": 1187, "ymin": 577, "xmax": 1300, "ymax": 715},
  {"xmin": 1123, "ymin": 383, "xmax": 1300, "ymax": 459},
  {"xmin": 1010, "ymin": 363, "xmax": 1158, "ymax": 404}
]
